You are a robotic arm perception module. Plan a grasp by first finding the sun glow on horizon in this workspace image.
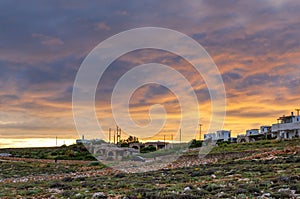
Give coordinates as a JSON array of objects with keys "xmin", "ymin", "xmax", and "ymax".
[
  {"xmin": 0, "ymin": 138, "xmax": 76, "ymax": 149},
  {"xmin": 1, "ymin": 1, "xmax": 300, "ymax": 149}
]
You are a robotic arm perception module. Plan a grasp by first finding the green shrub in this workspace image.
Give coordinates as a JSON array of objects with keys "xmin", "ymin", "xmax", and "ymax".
[
  {"xmin": 88, "ymin": 161, "xmax": 101, "ymax": 166},
  {"xmin": 140, "ymin": 146, "xmax": 156, "ymax": 153},
  {"xmin": 189, "ymin": 139, "xmax": 203, "ymax": 148}
]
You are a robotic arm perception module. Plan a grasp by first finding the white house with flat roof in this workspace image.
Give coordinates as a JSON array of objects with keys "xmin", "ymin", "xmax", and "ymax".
[
  {"xmin": 246, "ymin": 129, "xmax": 259, "ymax": 136},
  {"xmin": 204, "ymin": 130, "xmax": 231, "ymax": 141},
  {"xmin": 271, "ymin": 111, "xmax": 300, "ymax": 139},
  {"xmin": 204, "ymin": 133, "xmax": 217, "ymax": 141},
  {"xmin": 216, "ymin": 130, "xmax": 231, "ymax": 141},
  {"xmin": 260, "ymin": 126, "xmax": 271, "ymax": 134}
]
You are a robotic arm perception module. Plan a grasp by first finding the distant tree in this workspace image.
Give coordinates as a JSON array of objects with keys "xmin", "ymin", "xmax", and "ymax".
[
  {"xmin": 119, "ymin": 135, "xmax": 139, "ymax": 147},
  {"xmin": 189, "ymin": 139, "xmax": 203, "ymax": 148},
  {"xmin": 126, "ymin": 135, "xmax": 139, "ymax": 143}
]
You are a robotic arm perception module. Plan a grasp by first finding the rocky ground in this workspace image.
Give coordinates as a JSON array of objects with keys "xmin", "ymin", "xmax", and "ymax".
[{"xmin": 0, "ymin": 139, "xmax": 299, "ymax": 198}]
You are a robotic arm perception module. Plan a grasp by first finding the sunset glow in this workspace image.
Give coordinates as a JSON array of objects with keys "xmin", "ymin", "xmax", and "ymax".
[{"xmin": 1, "ymin": 1, "xmax": 300, "ymax": 148}]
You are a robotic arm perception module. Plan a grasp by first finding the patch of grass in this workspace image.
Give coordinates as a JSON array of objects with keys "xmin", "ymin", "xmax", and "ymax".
[
  {"xmin": 0, "ymin": 139, "xmax": 299, "ymax": 198},
  {"xmin": 0, "ymin": 143, "xmax": 97, "ymax": 161}
]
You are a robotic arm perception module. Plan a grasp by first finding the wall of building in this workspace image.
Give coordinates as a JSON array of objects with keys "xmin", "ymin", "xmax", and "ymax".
[
  {"xmin": 272, "ymin": 122, "xmax": 300, "ymax": 132},
  {"xmin": 246, "ymin": 129, "xmax": 259, "ymax": 136},
  {"xmin": 260, "ymin": 126, "xmax": 271, "ymax": 134},
  {"xmin": 204, "ymin": 133, "xmax": 216, "ymax": 140},
  {"xmin": 216, "ymin": 130, "xmax": 231, "ymax": 141}
]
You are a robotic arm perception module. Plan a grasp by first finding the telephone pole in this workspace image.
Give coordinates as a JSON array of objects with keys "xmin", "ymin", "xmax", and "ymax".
[
  {"xmin": 116, "ymin": 126, "xmax": 119, "ymax": 143},
  {"xmin": 113, "ymin": 130, "xmax": 116, "ymax": 144},
  {"xmin": 109, "ymin": 128, "xmax": 111, "ymax": 143},
  {"xmin": 199, "ymin": 124, "xmax": 202, "ymax": 140},
  {"xmin": 179, "ymin": 128, "xmax": 182, "ymax": 144},
  {"xmin": 295, "ymin": 109, "xmax": 300, "ymax": 116}
]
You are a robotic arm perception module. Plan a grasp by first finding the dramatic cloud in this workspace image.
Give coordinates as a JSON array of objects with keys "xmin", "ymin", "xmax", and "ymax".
[{"xmin": 0, "ymin": 0, "xmax": 300, "ymax": 147}]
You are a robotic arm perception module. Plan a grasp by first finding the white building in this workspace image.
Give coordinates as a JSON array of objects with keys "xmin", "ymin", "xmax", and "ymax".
[
  {"xmin": 271, "ymin": 111, "xmax": 300, "ymax": 139},
  {"xmin": 260, "ymin": 126, "xmax": 271, "ymax": 134},
  {"xmin": 246, "ymin": 129, "xmax": 259, "ymax": 136},
  {"xmin": 204, "ymin": 133, "xmax": 217, "ymax": 140},
  {"xmin": 204, "ymin": 130, "xmax": 231, "ymax": 141},
  {"xmin": 216, "ymin": 130, "xmax": 231, "ymax": 141}
]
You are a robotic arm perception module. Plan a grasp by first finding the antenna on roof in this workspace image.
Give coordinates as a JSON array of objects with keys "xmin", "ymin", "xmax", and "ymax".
[{"xmin": 295, "ymin": 109, "xmax": 300, "ymax": 116}]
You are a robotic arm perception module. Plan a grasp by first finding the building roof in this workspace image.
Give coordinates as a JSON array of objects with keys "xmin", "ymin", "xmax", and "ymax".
[
  {"xmin": 278, "ymin": 115, "xmax": 294, "ymax": 120},
  {"xmin": 145, "ymin": 141, "xmax": 168, "ymax": 145}
]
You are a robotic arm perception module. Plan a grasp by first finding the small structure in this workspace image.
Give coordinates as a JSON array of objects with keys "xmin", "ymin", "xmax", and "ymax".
[
  {"xmin": 204, "ymin": 133, "xmax": 217, "ymax": 141},
  {"xmin": 129, "ymin": 142, "xmax": 142, "ymax": 150},
  {"xmin": 76, "ymin": 135, "xmax": 105, "ymax": 145},
  {"xmin": 216, "ymin": 130, "xmax": 231, "ymax": 141},
  {"xmin": 237, "ymin": 134, "xmax": 253, "ymax": 143},
  {"xmin": 90, "ymin": 143, "xmax": 139, "ymax": 161},
  {"xmin": 76, "ymin": 135, "xmax": 91, "ymax": 144},
  {"xmin": 228, "ymin": 137, "xmax": 237, "ymax": 143},
  {"xmin": 237, "ymin": 128, "xmax": 267, "ymax": 143},
  {"xmin": 129, "ymin": 141, "xmax": 171, "ymax": 151},
  {"xmin": 246, "ymin": 129, "xmax": 259, "ymax": 136},
  {"xmin": 145, "ymin": 141, "xmax": 170, "ymax": 150},
  {"xmin": 0, "ymin": 153, "xmax": 12, "ymax": 157},
  {"xmin": 260, "ymin": 126, "xmax": 271, "ymax": 134},
  {"xmin": 204, "ymin": 130, "xmax": 231, "ymax": 142},
  {"xmin": 271, "ymin": 111, "xmax": 300, "ymax": 139}
]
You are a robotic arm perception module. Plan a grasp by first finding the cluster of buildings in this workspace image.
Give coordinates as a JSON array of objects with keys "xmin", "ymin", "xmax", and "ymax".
[
  {"xmin": 271, "ymin": 111, "xmax": 300, "ymax": 139},
  {"xmin": 75, "ymin": 109, "xmax": 300, "ymax": 160},
  {"xmin": 204, "ymin": 109, "xmax": 300, "ymax": 143},
  {"xmin": 76, "ymin": 135, "xmax": 171, "ymax": 161}
]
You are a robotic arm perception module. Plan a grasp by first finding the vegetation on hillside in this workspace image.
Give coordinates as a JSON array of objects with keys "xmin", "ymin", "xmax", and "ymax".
[
  {"xmin": 0, "ymin": 143, "xmax": 96, "ymax": 161},
  {"xmin": 0, "ymin": 139, "xmax": 299, "ymax": 198}
]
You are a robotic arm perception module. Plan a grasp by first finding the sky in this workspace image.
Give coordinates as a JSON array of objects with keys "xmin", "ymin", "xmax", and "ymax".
[{"xmin": 1, "ymin": 0, "xmax": 300, "ymax": 148}]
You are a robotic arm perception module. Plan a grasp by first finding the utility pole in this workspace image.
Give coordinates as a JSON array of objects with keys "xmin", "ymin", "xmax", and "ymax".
[
  {"xmin": 109, "ymin": 128, "xmax": 111, "ymax": 143},
  {"xmin": 116, "ymin": 126, "xmax": 119, "ymax": 143},
  {"xmin": 56, "ymin": 136, "xmax": 57, "ymax": 146},
  {"xmin": 113, "ymin": 130, "xmax": 116, "ymax": 144},
  {"xmin": 199, "ymin": 124, "xmax": 202, "ymax": 140},
  {"xmin": 116, "ymin": 126, "xmax": 121, "ymax": 143},
  {"xmin": 179, "ymin": 128, "xmax": 182, "ymax": 144},
  {"xmin": 295, "ymin": 109, "xmax": 300, "ymax": 116},
  {"xmin": 164, "ymin": 135, "xmax": 166, "ymax": 149}
]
